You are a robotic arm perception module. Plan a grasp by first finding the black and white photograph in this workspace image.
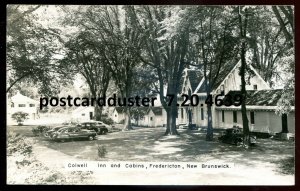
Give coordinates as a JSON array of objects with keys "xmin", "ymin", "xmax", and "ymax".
[{"xmin": 6, "ymin": 5, "xmax": 295, "ymax": 185}]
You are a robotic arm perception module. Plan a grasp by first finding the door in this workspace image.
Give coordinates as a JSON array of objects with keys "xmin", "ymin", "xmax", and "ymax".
[
  {"xmin": 150, "ymin": 116, "xmax": 155, "ymax": 127},
  {"xmin": 281, "ymin": 114, "xmax": 288, "ymax": 133}
]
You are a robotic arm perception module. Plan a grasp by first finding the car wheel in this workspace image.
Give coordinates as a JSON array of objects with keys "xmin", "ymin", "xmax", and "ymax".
[
  {"xmin": 88, "ymin": 136, "xmax": 94, "ymax": 141},
  {"xmin": 235, "ymin": 140, "xmax": 242, "ymax": 146},
  {"xmin": 235, "ymin": 138, "xmax": 243, "ymax": 146}
]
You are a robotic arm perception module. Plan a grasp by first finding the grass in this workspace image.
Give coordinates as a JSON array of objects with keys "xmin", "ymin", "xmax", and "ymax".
[{"xmin": 272, "ymin": 156, "xmax": 294, "ymax": 175}]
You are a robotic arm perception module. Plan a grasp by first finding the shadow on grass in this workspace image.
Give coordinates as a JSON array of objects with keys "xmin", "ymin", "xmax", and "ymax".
[
  {"xmin": 7, "ymin": 125, "xmax": 295, "ymax": 173},
  {"xmin": 271, "ymin": 156, "xmax": 294, "ymax": 175}
]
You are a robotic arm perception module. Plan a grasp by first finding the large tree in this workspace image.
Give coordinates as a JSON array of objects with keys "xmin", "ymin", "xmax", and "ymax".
[
  {"xmin": 186, "ymin": 6, "xmax": 240, "ymax": 141},
  {"xmin": 272, "ymin": 6, "xmax": 294, "ymax": 133},
  {"xmin": 128, "ymin": 5, "xmax": 192, "ymax": 135},
  {"xmin": 7, "ymin": 5, "xmax": 68, "ymax": 96},
  {"xmin": 236, "ymin": 6, "xmax": 251, "ymax": 146},
  {"xmin": 67, "ymin": 6, "xmax": 145, "ymax": 130},
  {"xmin": 63, "ymin": 31, "xmax": 111, "ymax": 120}
]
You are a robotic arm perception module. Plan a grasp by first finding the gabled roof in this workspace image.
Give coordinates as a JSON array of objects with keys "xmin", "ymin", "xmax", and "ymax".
[
  {"xmin": 196, "ymin": 79, "xmax": 208, "ymax": 93},
  {"xmin": 186, "ymin": 70, "xmax": 203, "ymax": 92},
  {"xmin": 211, "ymin": 60, "xmax": 238, "ymax": 90},
  {"xmin": 223, "ymin": 89, "xmax": 293, "ymax": 107},
  {"xmin": 114, "ymin": 107, "xmax": 126, "ymax": 114},
  {"xmin": 10, "ymin": 92, "xmax": 38, "ymax": 104},
  {"xmin": 147, "ymin": 107, "xmax": 163, "ymax": 116},
  {"xmin": 195, "ymin": 59, "xmax": 269, "ymax": 94},
  {"xmin": 194, "ymin": 59, "xmax": 238, "ymax": 94}
]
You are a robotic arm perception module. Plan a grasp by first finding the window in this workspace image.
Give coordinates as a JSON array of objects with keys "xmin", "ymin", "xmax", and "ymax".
[
  {"xmin": 29, "ymin": 104, "xmax": 35, "ymax": 107},
  {"xmin": 222, "ymin": 111, "xmax": 225, "ymax": 122},
  {"xmin": 115, "ymin": 114, "xmax": 117, "ymax": 117},
  {"xmin": 201, "ymin": 108, "xmax": 204, "ymax": 120},
  {"xmin": 82, "ymin": 113, "xmax": 85, "ymax": 116},
  {"xmin": 240, "ymin": 85, "xmax": 242, "ymax": 90},
  {"xmin": 233, "ymin": 111, "xmax": 237, "ymax": 123},
  {"xmin": 18, "ymin": 104, "xmax": 26, "ymax": 107},
  {"xmin": 253, "ymin": 85, "xmax": 257, "ymax": 90},
  {"xmin": 250, "ymin": 112, "xmax": 255, "ymax": 124},
  {"xmin": 11, "ymin": 103, "xmax": 14, "ymax": 108},
  {"xmin": 150, "ymin": 117, "xmax": 153, "ymax": 121}
]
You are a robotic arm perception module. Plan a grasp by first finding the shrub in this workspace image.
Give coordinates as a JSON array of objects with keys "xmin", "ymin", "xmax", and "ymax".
[
  {"xmin": 7, "ymin": 131, "xmax": 33, "ymax": 156},
  {"xmin": 101, "ymin": 117, "xmax": 114, "ymax": 125},
  {"xmin": 32, "ymin": 125, "xmax": 51, "ymax": 137},
  {"xmin": 97, "ymin": 145, "xmax": 107, "ymax": 158},
  {"xmin": 11, "ymin": 111, "xmax": 29, "ymax": 125}
]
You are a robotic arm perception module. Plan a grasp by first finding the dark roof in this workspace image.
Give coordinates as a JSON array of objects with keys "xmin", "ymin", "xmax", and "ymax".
[
  {"xmin": 196, "ymin": 58, "xmax": 240, "ymax": 93},
  {"xmin": 133, "ymin": 107, "xmax": 148, "ymax": 114},
  {"xmin": 211, "ymin": 61, "xmax": 237, "ymax": 90},
  {"xmin": 115, "ymin": 107, "xmax": 150, "ymax": 114},
  {"xmin": 224, "ymin": 89, "xmax": 293, "ymax": 107},
  {"xmin": 187, "ymin": 70, "xmax": 203, "ymax": 92},
  {"xmin": 197, "ymin": 79, "xmax": 208, "ymax": 93},
  {"xmin": 149, "ymin": 107, "xmax": 163, "ymax": 115},
  {"xmin": 115, "ymin": 107, "xmax": 126, "ymax": 113}
]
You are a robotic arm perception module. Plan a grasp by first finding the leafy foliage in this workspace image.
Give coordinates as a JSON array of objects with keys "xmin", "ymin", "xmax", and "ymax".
[
  {"xmin": 7, "ymin": 131, "xmax": 33, "ymax": 155},
  {"xmin": 32, "ymin": 126, "xmax": 51, "ymax": 137},
  {"xmin": 11, "ymin": 111, "xmax": 29, "ymax": 125},
  {"xmin": 7, "ymin": 5, "xmax": 70, "ymax": 96}
]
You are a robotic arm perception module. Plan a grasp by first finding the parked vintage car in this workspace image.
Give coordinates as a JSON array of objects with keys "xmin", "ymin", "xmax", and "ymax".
[
  {"xmin": 44, "ymin": 125, "xmax": 65, "ymax": 138},
  {"xmin": 77, "ymin": 120, "xmax": 112, "ymax": 135},
  {"xmin": 218, "ymin": 127, "xmax": 256, "ymax": 146},
  {"xmin": 176, "ymin": 123, "xmax": 197, "ymax": 130},
  {"xmin": 176, "ymin": 123, "xmax": 188, "ymax": 129},
  {"xmin": 51, "ymin": 126, "xmax": 97, "ymax": 142}
]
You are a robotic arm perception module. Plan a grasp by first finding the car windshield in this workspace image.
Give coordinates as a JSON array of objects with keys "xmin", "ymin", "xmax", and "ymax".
[{"xmin": 58, "ymin": 128, "xmax": 68, "ymax": 133}]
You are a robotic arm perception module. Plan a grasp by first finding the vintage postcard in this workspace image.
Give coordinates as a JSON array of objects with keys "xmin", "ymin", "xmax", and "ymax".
[{"xmin": 6, "ymin": 5, "xmax": 295, "ymax": 185}]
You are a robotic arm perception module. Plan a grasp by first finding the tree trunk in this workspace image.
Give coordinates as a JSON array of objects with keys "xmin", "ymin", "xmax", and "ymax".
[
  {"xmin": 240, "ymin": 31, "xmax": 250, "ymax": 146},
  {"xmin": 94, "ymin": 104, "xmax": 102, "ymax": 121},
  {"xmin": 165, "ymin": 106, "xmax": 179, "ymax": 135},
  {"xmin": 206, "ymin": 104, "xmax": 213, "ymax": 141},
  {"xmin": 123, "ymin": 106, "xmax": 133, "ymax": 130},
  {"xmin": 239, "ymin": 7, "xmax": 251, "ymax": 147}
]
